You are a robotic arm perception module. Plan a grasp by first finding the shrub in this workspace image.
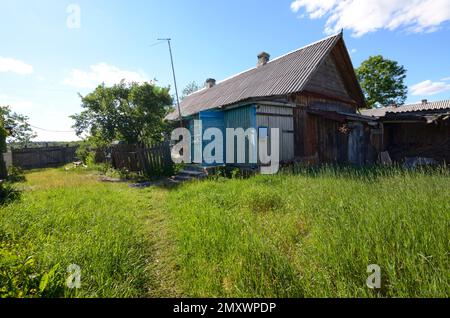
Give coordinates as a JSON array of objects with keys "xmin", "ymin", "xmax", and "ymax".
[
  {"xmin": 7, "ymin": 166, "xmax": 26, "ymax": 183},
  {"xmin": 75, "ymin": 141, "xmax": 92, "ymax": 164},
  {"xmin": 0, "ymin": 182, "xmax": 21, "ymax": 205}
]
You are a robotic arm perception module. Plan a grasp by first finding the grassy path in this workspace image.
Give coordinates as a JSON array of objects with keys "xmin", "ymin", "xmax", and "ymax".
[{"xmin": 0, "ymin": 168, "xmax": 173, "ymax": 298}]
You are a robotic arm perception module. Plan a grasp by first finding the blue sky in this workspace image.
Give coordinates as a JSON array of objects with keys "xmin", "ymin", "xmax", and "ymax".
[{"xmin": 1, "ymin": 0, "xmax": 450, "ymax": 141}]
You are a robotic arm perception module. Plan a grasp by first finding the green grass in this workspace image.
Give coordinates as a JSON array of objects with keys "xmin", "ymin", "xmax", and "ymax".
[
  {"xmin": 166, "ymin": 167, "xmax": 450, "ymax": 298},
  {"xmin": 0, "ymin": 169, "xmax": 162, "ymax": 298},
  {"xmin": 1, "ymin": 166, "xmax": 449, "ymax": 298}
]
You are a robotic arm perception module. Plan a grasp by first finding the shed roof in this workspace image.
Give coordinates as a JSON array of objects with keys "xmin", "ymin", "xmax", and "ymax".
[
  {"xmin": 167, "ymin": 32, "xmax": 362, "ymax": 121},
  {"xmin": 360, "ymin": 99, "xmax": 450, "ymax": 118}
]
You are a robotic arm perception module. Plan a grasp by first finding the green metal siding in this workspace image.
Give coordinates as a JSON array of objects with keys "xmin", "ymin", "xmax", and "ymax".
[
  {"xmin": 224, "ymin": 105, "xmax": 257, "ymax": 166},
  {"xmin": 224, "ymin": 105, "xmax": 256, "ymax": 130}
]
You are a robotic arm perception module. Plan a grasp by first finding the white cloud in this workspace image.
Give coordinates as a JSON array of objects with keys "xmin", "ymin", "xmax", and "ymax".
[
  {"xmin": 63, "ymin": 62, "xmax": 149, "ymax": 89},
  {"xmin": 350, "ymin": 48, "xmax": 357, "ymax": 54},
  {"xmin": 0, "ymin": 95, "xmax": 34, "ymax": 110},
  {"xmin": 0, "ymin": 57, "xmax": 33, "ymax": 75},
  {"xmin": 441, "ymin": 76, "xmax": 450, "ymax": 81},
  {"xmin": 290, "ymin": 0, "xmax": 450, "ymax": 37},
  {"xmin": 410, "ymin": 79, "xmax": 450, "ymax": 96}
]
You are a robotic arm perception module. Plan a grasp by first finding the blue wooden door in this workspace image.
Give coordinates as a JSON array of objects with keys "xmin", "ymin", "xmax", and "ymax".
[{"xmin": 199, "ymin": 111, "xmax": 225, "ymax": 166}]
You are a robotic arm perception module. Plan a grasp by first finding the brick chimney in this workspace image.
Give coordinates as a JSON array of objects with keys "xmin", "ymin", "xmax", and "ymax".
[
  {"xmin": 205, "ymin": 78, "xmax": 216, "ymax": 88},
  {"xmin": 257, "ymin": 52, "xmax": 270, "ymax": 67}
]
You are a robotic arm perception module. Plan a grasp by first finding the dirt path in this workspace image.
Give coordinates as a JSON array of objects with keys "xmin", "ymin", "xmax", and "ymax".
[{"xmin": 142, "ymin": 188, "xmax": 183, "ymax": 297}]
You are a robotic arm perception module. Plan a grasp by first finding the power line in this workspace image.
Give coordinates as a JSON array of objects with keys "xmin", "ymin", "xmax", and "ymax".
[
  {"xmin": 29, "ymin": 124, "xmax": 75, "ymax": 133},
  {"xmin": 149, "ymin": 41, "xmax": 165, "ymax": 48}
]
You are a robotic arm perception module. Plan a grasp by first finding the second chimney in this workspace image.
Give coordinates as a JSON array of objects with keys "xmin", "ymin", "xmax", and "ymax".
[
  {"xmin": 257, "ymin": 52, "xmax": 270, "ymax": 67},
  {"xmin": 205, "ymin": 78, "xmax": 216, "ymax": 88}
]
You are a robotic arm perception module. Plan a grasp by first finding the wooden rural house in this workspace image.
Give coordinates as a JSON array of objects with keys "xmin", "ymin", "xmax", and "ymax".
[
  {"xmin": 362, "ymin": 99, "xmax": 450, "ymax": 163},
  {"xmin": 166, "ymin": 32, "xmax": 381, "ymax": 168}
]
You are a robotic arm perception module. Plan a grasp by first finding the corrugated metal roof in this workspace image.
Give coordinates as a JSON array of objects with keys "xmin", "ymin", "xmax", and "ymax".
[
  {"xmin": 166, "ymin": 33, "xmax": 343, "ymax": 121},
  {"xmin": 360, "ymin": 107, "xmax": 394, "ymax": 117},
  {"xmin": 360, "ymin": 99, "xmax": 450, "ymax": 117}
]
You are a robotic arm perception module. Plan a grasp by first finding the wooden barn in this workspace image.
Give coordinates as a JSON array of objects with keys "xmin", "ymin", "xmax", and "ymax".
[
  {"xmin": 362, "ymin": 99, "xmax": 450, "ymax": 163},
  {"xmin": 166, "ymin": 32, "xmax": 381, "ymax": 168}
]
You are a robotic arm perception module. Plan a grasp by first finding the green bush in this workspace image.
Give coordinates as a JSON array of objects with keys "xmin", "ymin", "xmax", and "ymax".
[
  {"xmin": 7, "ymin": 166, "xmax": 26, "ymax": 183},
  {"xmin": 0, "ymin": 182, "xmax": 20, "ymax": 205},
  {"xmin": 75, "ymin": 141, "xmax": 92, "ymax": 164}
]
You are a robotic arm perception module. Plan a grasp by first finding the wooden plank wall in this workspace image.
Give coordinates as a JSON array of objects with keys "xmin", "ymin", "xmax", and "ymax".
[
  {"xmin": 292, "ymin": 93, "xmax": 378, "ymax": 165},
  {"xmin": 294, "ymin": 109, "xmax": 348, "ymax": 164},
  {"xmin": 384, "ymin": 122, "xmax": 450, "ymax": 162},
  {"xmin": 256, "ymin": 104, "xmax": 295, "ymax": 162},
  {"xmin": 11, "ymin": 146, "xmax": 78, "ymax": 170},
  {"xmin": 303, "ymin": 55, "xmax": 352, "ymax": 102},
  {"xmin": 110, "ymin": 141, "xmax": 173, "ymax": 176}
]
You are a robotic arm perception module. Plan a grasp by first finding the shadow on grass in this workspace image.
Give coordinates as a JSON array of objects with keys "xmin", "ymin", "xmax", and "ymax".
[
  {"xmin": 284, "ymin": 163, "xmax": 450, "ymax": 182},
  {"xmin": 128, "ymin": 163, "xmax": 450, "ymax": 191}
]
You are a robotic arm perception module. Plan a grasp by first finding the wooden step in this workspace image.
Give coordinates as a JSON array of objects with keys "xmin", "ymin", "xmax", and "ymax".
[
  {"xmin": 173, "ymin": 175, "xmax": 196, "ymax": 181},
  {"xmin": 179, "ymin": 169, "xmax": 206, "ymax": 176},
  {"xmin": 184, "ymin": 165, "xmax": 207, "ymax": 173}
]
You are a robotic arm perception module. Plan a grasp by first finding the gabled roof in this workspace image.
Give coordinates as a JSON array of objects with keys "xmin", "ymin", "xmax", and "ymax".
[
  {"xmin": 167, "ymin": 32, "xmax": 364, "ymax": 121},
  {"xmin": 361, "ymin": 99, "xmax": 450, "ymax": 118}
]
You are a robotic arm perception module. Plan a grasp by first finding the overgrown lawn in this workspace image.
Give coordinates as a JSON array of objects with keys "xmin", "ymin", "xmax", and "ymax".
[
  {"xmin": 1, "ymin": 166, "xmax": 449, "ymax": 298},
  {"xmin": 166, "ymin": 167, "xmax": 450, "ymax": 297},
  {"xmin": 0, "ymin": 169, "xmax": 158, "ymax": 297}
]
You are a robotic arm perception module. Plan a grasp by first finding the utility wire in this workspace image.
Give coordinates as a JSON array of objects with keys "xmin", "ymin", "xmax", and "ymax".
[
  {"xmin": 26, "ymin": 41, "xmax": 168, "ymax": 135},
  {"xmin": 149, "ymin": 41, "xmax": 165, "ymax": 48},
  {"xmin": 29, "ymin": 124, "xmax": 75, "ymax": 133}
]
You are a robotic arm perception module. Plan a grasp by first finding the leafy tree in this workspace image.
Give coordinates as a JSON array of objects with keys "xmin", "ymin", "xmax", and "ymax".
[
  {"xmin": 0, "ymin": 106, "xmax": 36, "ymax": 147},
  {"xmin": 0, "ymin": 114, "xmax": 8, "ymax": 179},
  {"xmin": 71, "ymin": 81, "xmax": 173, "ymax": 146},
  {"xmin": 182, "ymin": 81, "xmax": 200, "ymax": 99},
  {"xmin": 356, "ymin": 55, "xmax": 407, "ymax": 108}
]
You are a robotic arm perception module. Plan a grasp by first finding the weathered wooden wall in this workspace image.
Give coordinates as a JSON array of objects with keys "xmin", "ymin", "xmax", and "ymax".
[
  {"xmin": 292, "ymin": 93, "xmax": 378, "ymax": 165},
  {"xmin": 256, "ymin": 104, "xmax": 295, "ymax": 162},
  {"xmin": 11, "ymin": 146, "xmax": 78, "ymax": 170},
  {"xmin": 294, "ymin": 108, "xmax": 349, "ymax": 164},
  {"xmin": 304, "ymin": 55, "xmax": 352, "ymax": 101},
  {"xmin": 384, "ymin": 122, "xmax": 450, "ymax": 162},
  {"xmin": 293, "ymin": 94, "xmax": 351, "ymax": 163},
  {"xmin": 110, "ymin": 142, "xmax": 173, "ymax": 176}
]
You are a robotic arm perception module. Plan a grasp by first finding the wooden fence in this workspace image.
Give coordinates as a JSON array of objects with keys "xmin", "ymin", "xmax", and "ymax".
[
  {"xmin": 109, "ymin": 141, "xmax": 173, "ymax": 176},
  {"xmin": 12, "ymin": 146, "xmax": 78, "ymax": 170}
]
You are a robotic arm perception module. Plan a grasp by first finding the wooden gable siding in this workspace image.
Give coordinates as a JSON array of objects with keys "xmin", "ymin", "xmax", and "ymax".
[
  {"xmin": 330, "ymin": 38, "xmax": 366, "ymax": 109},
  {"xmin": 304, "ymin": 55, "xmax": 352, "ymax": 103}
]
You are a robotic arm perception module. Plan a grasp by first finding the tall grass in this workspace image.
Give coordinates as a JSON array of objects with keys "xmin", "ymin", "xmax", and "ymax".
[
  {"xmin": 0, "ymin": 169, "xmax": 155, "ymax": 298},
  {"xmin": 1, "ymin": 166, "xmax": 449, "ymax": 298},
  {"xmin": 166, "ymin": 166, "xmax": 450, "ymax": 297}
]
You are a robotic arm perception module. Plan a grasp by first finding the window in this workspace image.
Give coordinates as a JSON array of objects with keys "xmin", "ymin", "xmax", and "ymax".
[{"xmin": 258, "ymin": 127, "xmax": 268, "ymax": 139}]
